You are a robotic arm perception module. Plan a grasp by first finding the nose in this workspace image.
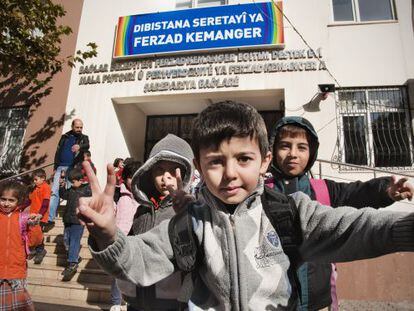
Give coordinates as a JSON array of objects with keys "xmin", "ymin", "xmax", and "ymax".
[
  {"xmin": 288, "ymin": 146, "xmax": 298, "ymax": 158},
  {"xmin": 223, "ymin": 162, "xmax": 237, "ymax": 180},
  {"xmin": 161, "ymin": 171, "xmax": 173, "ymax": 182}
]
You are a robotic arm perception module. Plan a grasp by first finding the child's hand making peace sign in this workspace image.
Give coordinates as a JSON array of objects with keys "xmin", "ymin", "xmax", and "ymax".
[{"xmin": 77, "ymin": 161, "xmax": 117, "ymax": 250}]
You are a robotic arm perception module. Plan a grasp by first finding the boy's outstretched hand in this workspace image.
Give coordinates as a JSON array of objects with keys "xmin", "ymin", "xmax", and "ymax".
[
  {"xmin": 166, "ymin": 168, "xmax": 196, "ymax": 213},
  {"xmin": 387, "ymin": 175, "xmax": 414, "ymax": 201},
  {"xmin": 77, "ymin": 161, "xmax": 117, "ymax": 250}
]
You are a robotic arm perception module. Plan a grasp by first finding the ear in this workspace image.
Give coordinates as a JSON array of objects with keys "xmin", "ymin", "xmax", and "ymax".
[
  {"xmin": 193, "ymin": 158, "xmax": 203, "ymax": 177},
  {"xmin": 260, "ymin": 151, "xmax": 272, "ymax": 175}
]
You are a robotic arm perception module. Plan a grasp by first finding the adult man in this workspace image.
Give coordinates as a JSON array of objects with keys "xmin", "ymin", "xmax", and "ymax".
[{"xmin": 46, "ymin": 119, "xmax": 89, "ymax": 230}]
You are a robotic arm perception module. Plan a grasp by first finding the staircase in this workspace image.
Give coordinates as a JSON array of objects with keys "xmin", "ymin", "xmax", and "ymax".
[{"xmin": 27, "ymin": 206, "xmax": 112, "ymax": 311}]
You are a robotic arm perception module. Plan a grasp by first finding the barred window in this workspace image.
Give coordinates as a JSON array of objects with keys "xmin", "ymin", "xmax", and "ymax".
[
  {"xmin": 337, "ymin": 87, "xmax": 413, "ymax": 169},
  {"xmin": 0, "ymin": 107, "xmax": 29, "ymax": 175},
  {"xmin": 332, "ymin": 0, "xmax": 396, "ymax": 22},
  {"xmin": 176, "ymin": 0, "xmax": 226, "ymax": 9}
]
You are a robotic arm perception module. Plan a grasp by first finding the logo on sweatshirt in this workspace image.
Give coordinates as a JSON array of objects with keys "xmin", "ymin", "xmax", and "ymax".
[
  {"xmin": 266, "ymin": 231, "xmax": 280, "ymax": 248},
  {"xmin": 253, "ymin": 230, "xmax": 282, "ymax": 269}
]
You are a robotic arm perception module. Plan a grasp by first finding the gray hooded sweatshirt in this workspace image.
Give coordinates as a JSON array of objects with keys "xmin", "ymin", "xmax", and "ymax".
[
  {"xmin": 90, "ymin": 182, "xmax": 414, "ymax": 310},
  {"xmin": 117, "ymin": 134, "xmax": 194, "ymax": 311}
]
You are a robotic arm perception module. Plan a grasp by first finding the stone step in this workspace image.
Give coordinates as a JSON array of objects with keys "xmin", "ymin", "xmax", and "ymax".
[
  {"xmin": 44, "ymin": 223, "xmax": 90, "ymax": 238},
  {"xmin": 44, "ymin": 232, "xmax": 89, "ymax": 246},
  {"xmin": 36, "ymin": 252, "xmax": 100, "ymax": 269},
  {"xmin": 32, "ymin": 295, "xmax": 111, "ymax": 311},
  {"xmin": 35, "ymin": 243, "xmax": 92, "ymax": 259},
  {"xmin": 27, "ymin": 277, "xmax": 111, "ymax": 304},
  {"xmin": 40, "ymin": 242, "xmax": 92, "ymax": 258},
  {"xmin": 28, "ymin": 263, "xmax": 111, "ymax": 284}
]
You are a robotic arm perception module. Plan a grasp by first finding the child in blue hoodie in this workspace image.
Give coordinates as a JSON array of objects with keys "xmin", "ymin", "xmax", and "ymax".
[{"xmin": 268, "ymin": 116, "xmax": 414, "ymax": 310}]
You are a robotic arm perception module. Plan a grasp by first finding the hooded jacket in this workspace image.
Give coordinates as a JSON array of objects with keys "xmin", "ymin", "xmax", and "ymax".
[
  {"xmin": 89, "ymin": 181, "xmax": 414, "ymax": 310},
  {"xmin": 269, "ymin": 116, "xmax": 394, "ymax": 310},
  {"xmin": 120, "ymin": 134, "xmax": 194, "ymax": 311}
]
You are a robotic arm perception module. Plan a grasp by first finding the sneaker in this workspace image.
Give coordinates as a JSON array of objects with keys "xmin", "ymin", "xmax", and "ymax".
[
  {"xmin": 43, "ymin": 221, "xmax": 55, "ymax": 232},
  {"xmin": 110, "ymin": 306, "xmax": 122, "ymax": 311},
  {"xmin": 62, "ymin": 263, "xmax": 78, "ymax": 281},
  {"xmin": 33, "ymin": 249, "xmax": 47, "ymax": 264}
]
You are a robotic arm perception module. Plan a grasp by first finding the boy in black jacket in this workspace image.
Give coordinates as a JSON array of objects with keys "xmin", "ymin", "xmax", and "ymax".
[
  {"xmin": 268, "ymin": 116, "xmax": 414, "ymax": 310},
  {"xmin": 59, "ymin": 168, "xmax": 92, "ymax": 281}
]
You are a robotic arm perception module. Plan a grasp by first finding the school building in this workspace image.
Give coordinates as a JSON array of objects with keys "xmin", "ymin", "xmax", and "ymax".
[{"xmin": 1, "ymin": 0, "xmax": 414, "ymax": 305}]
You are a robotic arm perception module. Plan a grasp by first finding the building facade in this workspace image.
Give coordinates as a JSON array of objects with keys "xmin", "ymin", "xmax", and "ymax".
[{"xmin": 2, "ymin": 0, "xmax": 414, "ymax": 303}]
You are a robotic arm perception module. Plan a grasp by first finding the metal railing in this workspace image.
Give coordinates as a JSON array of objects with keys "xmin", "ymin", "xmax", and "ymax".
[
  {"xmin": 314, "ymin": 159, "xmax": 414, "ymax": 179},
  {"xmin": 0, "ymin": 162, "xmax": 54, "ymax": 183}
]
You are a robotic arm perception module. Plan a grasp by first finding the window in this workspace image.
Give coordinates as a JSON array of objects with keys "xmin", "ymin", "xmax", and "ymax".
[
  {"xmin": 332, "ymin": 0, "xmax": 396, "ymax": 22},
  {"xmin": 0, "ymin": 107, "xmax": 29, "ymax": 176},
  {"xmin": 176, "ymin": 0, "xmax": 226, "ymax": 9},
  {"xmin": 337, "ymin": 87, "xmax": 413, "ymax": 169}
]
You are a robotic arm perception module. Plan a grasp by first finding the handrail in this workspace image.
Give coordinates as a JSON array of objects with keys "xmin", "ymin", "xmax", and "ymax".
[
  {"xmin": 0, "ymin": 162, "xmax": 55, "ymax": 183},
  {"xmin": 315, "ymin": 159, "xmax": 414, "ymax": 178}
]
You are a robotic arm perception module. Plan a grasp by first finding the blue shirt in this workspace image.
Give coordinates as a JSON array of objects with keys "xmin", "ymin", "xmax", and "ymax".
[{"xmin": 58, "ymin": 134, "xmax": 76, "ymax": 166}]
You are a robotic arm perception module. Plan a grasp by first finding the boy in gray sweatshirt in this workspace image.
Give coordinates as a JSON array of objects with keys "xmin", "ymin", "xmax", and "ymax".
[{"xmin": 78, "ymin": 101, "xmax": 414, "ymax": 311}]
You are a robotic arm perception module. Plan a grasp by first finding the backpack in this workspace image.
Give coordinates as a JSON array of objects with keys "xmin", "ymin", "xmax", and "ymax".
[
  {"xmin": 168, "ymin": 186, "xmax": 303, "ymax": 298},
  {"xmin": 19, "ymin": 205, "xmax": 31, "ymax": 257},
  {"xmin": 309, "ymin": 179, "xmax": 339, "ymax": 311}
]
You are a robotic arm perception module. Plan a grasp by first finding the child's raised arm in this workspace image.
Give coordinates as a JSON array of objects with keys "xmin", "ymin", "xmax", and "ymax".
[
  {"xmin": 77, "ymin": 161, "xmax": 117, "ymax": 250},
  {"xmin": 166, "ymin": 168, "xmax": 196, "ymax": 213}
]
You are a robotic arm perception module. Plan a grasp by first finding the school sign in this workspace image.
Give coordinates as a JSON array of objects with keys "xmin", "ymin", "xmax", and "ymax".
[{"xmin": 114, "ymin": 2, "xmax": 284, "ymax": 58}]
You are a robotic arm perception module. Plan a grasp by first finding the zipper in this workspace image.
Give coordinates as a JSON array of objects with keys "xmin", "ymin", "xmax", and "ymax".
[{"xmin": 5, "ymin": 214, "xmax": 11, "ymax": 276}]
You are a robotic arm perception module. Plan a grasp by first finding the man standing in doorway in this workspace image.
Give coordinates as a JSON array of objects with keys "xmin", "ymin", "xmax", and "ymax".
[{"xmin": 46, "ymin": 119, "xmax": 89, "ymax": 230}]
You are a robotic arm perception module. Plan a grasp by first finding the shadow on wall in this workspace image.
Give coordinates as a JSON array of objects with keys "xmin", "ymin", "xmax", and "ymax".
[
  {"xmin": 0, "ymin": 75, "xmax": 76, "ymax": 174},
  {"xmin": 20, "ymin": 110, "xmax": 76, "ymax": 171}
]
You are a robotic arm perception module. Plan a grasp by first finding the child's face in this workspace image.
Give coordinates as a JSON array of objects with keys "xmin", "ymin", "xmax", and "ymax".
[
  {"xmin": 33, "ymin": 176, "xmax": 45, "ymax": 187},
  {"xmin": 0, "ymin": 190, "xmax": 19, "ymax": 214},
  {"xmin": 195, "ymin": 136, "xmax": 272, "ymax": 205},
  {"xmin": 71, "ymin": 179, "xmax": 82, "ymax": 188},
  {"xmin": 151, "ymin": 161, "xmax": 180, "ymax": 196},
  {"xmin": 274, "ymin": 134, "xmax": 310, "ymax": 177}
]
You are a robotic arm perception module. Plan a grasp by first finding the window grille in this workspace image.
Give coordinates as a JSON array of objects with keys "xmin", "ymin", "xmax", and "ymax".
[
  {"xmin": 176, "ymin": 0, "xmax": 226, "ymax": 9},
  {"xmin": 332, "ymin": 0, "xmax": 396, "ymax": 22},
  {"xmin": 0, "ymin": 106, "xmax": 29, "ymax": 175},
  {"xmin": 336, "ymin": 86, "xmax": 413, "ymax": 170}
]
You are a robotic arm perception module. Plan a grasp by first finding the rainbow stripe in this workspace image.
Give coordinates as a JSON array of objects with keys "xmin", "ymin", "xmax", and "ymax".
[
  {"xmin": 114, "ymin": 16, "xmax": 130, "ymax": 57},
  {"xmin": 268, "ymin": 1, "xmax": 284, "ymax": 45}
]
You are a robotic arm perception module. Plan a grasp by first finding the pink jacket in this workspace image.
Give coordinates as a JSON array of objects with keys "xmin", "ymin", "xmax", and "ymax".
[{"xmin": 115, "ymin": 183, "xmax": 139, "ymax": 235}]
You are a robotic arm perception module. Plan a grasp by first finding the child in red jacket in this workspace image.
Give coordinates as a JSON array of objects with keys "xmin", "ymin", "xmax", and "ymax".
[
  {"xmin": 29, "ymin": 169, "xmax": 51, "ymax": 264},
  {"xmin": 0, "ymin": 179, "xmax": 39, "ymax": 311}
]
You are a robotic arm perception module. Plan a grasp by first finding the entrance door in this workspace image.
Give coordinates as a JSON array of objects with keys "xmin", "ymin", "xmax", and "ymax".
[{"xmin": 144, "ymin": 111, "xmax": 283, "ymax": 159}]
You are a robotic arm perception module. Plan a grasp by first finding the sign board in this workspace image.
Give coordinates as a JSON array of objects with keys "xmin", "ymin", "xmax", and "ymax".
[{"xmin": 114, "ymin": 2, "xmax": 284, "ymax": 58}]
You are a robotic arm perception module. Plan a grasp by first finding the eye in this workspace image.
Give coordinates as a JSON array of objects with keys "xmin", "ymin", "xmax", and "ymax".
[
  {"xmin": 209, "ymin": 158, "xmax": 222, "ymax": 166},
  {"xmin": 238, "ymin": 156, "xmax": 252, "ymax": 164}
]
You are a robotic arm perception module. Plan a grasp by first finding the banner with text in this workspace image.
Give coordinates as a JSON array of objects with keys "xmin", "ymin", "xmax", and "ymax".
[{"xmin": 114, "ymin": 2, "xmax": 283, "ymax": 58}]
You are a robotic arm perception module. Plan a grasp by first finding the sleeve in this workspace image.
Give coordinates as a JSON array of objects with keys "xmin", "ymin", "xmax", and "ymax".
[
  {"xmin": 54, "ymin": 136, "xmax": 64, "ymax": 169},
  {"xmin": 324, "ymin": 177, "xmax": 393, "ymax": 208},
  {"xmin": 38, "ymin": 199, "xmax": 50, "ymax": 216},
  {"xmin": 89, "ymin": 220, "xmax": 176, "ymax": 287},
  {"xmin": 79, "ymin": 135, "xmax": 90, "ymax": 151},
  {"xmin": 59, "ymin": 186, "xmax": 69, "ymax": 200},
  {"xmin": 291, "ymin": 191, "xmax": 414, "ymax": 264}
]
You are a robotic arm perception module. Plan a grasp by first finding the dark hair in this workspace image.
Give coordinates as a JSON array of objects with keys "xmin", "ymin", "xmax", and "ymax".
[
  {"xmin": 113, "ymin": 158, "xmax": 123, "ymax": 168},
  {"xmin": 192, "ymin": 101, "xmax": 269, "ymax": 160},
  {"xmin": 84, "ymin": 151, "xmax": 91, "ymax": 157},
  {"xmin": 276, "ymin": 124, "xmax": 312, "ymax": 144},
  {"xmin": 0, "ymin": 180, "xmax": 28, "ymax": 205},
  {"xmin": 122, "ymin": 160, "xmax": 142, "ymax": 181},
  {"xmin": 68, "ymin": 168, "xmax": 84, "ymax": 182},
  {"xmin": 33, "ymin": 169, "xmax": 46, "ymax": 179}
]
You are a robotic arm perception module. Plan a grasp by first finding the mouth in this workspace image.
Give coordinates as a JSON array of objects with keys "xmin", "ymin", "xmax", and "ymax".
[{"xmin": 221, "ymin": 186, "xmax": 241, "ymax": 195}]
